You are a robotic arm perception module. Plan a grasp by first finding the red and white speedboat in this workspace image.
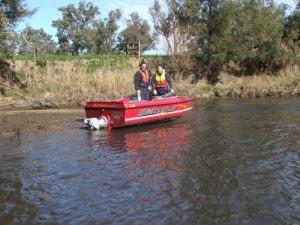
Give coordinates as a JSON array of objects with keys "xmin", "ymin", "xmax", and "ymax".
[{"xmin": 84, "ymin": 94, "xmax": 195, "ymax": 130}]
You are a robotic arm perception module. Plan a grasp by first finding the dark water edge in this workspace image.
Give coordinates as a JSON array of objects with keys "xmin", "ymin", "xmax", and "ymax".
[{"xmin": 0, "ymin": 97, "xmax": 299, "ymax": 225}]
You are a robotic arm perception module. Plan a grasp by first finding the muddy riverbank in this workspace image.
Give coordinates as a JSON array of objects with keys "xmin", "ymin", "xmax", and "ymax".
[{"xmin": 0, "ymin": 109, "xmax": 84, "ymax": 138}]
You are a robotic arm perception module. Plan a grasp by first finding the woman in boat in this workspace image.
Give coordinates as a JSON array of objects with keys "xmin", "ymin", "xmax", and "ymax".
[
  {"xmin": 134, "ymin": 59, "xmax": 152, "ymax": 100},
  {"xmin": 151, "ymin": 64, "xmax": 174, "ymax": 96}
]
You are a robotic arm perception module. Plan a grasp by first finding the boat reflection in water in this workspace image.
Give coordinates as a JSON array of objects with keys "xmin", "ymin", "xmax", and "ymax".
[{"xmin": 87, "ymin": 121, "xmax": 193, "ymax": 173}]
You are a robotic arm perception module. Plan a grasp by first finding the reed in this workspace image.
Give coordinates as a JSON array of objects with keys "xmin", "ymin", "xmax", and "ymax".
[
  {"xmin": 6, "ymin": 58, "xmax": 300, "ymax": 108},
  {"xmin": 9, "ymin": 59, "xmax": 136, "ymax": 106},
  {"xmin": 175, "ymin": 65, "xmax": 300, "ymax": 98},
  {"xmin": 219, "ymin": 65, "xmax": 300, "ymax": 98}
]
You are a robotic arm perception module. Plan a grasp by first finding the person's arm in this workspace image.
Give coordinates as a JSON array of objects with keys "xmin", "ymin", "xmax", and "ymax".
[
  {"xmin": 151, "ymin": 74, "xmax": 155, "ymax": 89},
  {"xmin": 134, "ymin": 72, "xmax": 141, "ymax": 100},
  {"xmin": 147, "ymin": 69, "xmax": 152, "ymax": 91},
  {"xmin": 151, "ymin": 74, "xmax": 157, "ymax": 95},
  {"xmin": 134, "ymin": 71, "xmax": 140, "ymax": 91},
  {"xmin": 166, "ymin": 72, "xmax": 174, "ymax": 92}
]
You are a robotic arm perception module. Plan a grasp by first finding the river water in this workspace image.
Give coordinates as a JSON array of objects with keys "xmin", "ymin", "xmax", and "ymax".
[{"xmin": 0, "ymin": 97, "xmax": 299, "ymax": 225}]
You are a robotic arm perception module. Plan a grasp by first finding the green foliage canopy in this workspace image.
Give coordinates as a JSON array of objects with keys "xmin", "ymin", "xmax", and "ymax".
[
  {"xmin": 0, "ymin": 0, "xmax": 35, "ymax": 56},
  {"xmin": 117, "ymin": 12, "xmax": 155, "ymax": 53},
  {"xmin": 18, "ymin": 27, "xmax": 57, "ymax": 56},
  {"xmin": 283, "ymin": 2, "xmax": 300, "ymax": 59},
  {"xmin": 52, "ymin": 1, "xmax": 99, "ymax": 55},
  {"xmin": 176, "ymin": 0, "xmax": 285, "ymax": 82},
  {"xmin": 92, "ymin": 9, "xmax": 122, "ymax": 54}
]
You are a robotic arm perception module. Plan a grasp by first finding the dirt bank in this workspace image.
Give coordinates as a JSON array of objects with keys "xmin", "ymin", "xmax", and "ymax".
[{"xmin": 0, "ymin": 109, "xmax": 84, "ymax": 138}]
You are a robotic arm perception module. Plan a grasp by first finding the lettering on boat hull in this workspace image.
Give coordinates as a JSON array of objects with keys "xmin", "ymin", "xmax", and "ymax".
[{"xmin": 138, "ymin": 106, "xmax": 177, "ymax": 117}]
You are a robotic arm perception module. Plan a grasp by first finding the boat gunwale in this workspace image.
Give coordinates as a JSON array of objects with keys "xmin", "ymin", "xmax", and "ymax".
[{"xmin": 84, "ymin": 97, "xmax": 195, "ymax": 110}]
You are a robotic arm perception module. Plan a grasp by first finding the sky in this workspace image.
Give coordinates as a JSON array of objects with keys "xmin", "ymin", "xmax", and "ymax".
[
  {"xmin": 18, "ymin": 0, "xmax": 163, "ymax": 54},
  {"xmin": 18, "ymin": 0, "xmax": 297, "ymax": 55},
  {"xmin": 19, "ymin": 0, "xmax": 155, "ymax": 35}
]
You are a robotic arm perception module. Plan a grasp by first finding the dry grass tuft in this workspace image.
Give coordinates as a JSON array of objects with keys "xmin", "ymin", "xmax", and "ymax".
[
  {"xmin": 5, "ymin": 59, "xmax": 299, "ymax": 109},
  {"xmin": 219, "ymin": 65, "xmax": 300, "ymax": 97},
  {"xmin": 10, "ymin": 60, "xmax": 136, "ymax": 106}
]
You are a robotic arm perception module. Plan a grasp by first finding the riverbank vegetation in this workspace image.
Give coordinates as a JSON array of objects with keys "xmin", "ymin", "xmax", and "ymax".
[
  {"xmin": 0, "ymin": 57, "xmax": 298, "ymax": 109},
  {"xmin": 0, "ymin": 0, "xmax": 299, "ymax": 109}
]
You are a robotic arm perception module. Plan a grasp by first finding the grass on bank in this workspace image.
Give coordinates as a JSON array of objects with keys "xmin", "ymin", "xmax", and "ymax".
[
  {"xmin": 12, "ymin": 54, "xmax": 132, "ymax": 73},
  {"xmin": 13, "ymin": 54, "xmax": 129, "ymax": 61},
  {"xmin": 9, "ymin": 59, "xmax": 137, "ymax": 106},
  {"xmin": 219, "ymin": 65, "xmax": 300, "ymax": 97},
  {"xmin": 4, "ymin": 57, "xmax": 300, "ymax": 107},
  {"xmin": 174, "ymin": 65, "xmax": 300, "ymax": 98},
  {"xmin": 12, "ymin": 54, "xmax": 170, "ymax": 71}
]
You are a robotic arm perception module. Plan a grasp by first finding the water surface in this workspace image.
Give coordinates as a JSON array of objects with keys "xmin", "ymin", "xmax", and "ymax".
[{"xmin": 0, "ymin": 97, "xmax": 299, "ymax": 224}]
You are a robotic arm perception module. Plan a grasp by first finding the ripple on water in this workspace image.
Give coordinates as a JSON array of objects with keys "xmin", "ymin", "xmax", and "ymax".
[{"xmin": 1, "ymin": 98, "xmax": 300, "ymax": 224}]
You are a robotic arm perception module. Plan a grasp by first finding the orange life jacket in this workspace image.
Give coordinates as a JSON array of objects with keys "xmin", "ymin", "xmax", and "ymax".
[{"xmin": 139, "ymin": 70, "xmax": 149, "ymax": 83}]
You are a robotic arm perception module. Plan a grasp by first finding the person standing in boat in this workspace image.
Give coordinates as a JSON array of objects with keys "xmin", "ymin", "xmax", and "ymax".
[
  {"xmin": 152, "ymin": 64, "xmax": 174, "ymax": 96},
  {"xmin": 134, "ymin": 59, "xmax": 152, "ymax": 100}
]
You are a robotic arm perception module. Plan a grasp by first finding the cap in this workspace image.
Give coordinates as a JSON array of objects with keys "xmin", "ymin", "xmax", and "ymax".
[{"xmin": 158, "ymin": 63, "xmax": 166, "ymax": 69}]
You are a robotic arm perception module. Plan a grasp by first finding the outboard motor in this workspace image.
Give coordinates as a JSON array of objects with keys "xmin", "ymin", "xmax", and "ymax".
[{"xmin": 84, "ymin": 116, "xmax": 108, "ymax": 130}]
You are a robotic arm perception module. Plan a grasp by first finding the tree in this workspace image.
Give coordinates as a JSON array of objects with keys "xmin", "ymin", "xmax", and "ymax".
[
  {"xmin": 0, "ymin": 12, "xmax": 12, "ymax": 55},
  {"xmin": 150, "ymin": 0, "xmax": 187, "ymax": 55},
  {"xmin": 52, "ymin": 0, "xmax": 99, "ymax": 55},
  {"xmin": 230, "ymin": 0, "xmax": 285, "ymax": 73},
  {"xmin": 174, "ymin": 0, "xmax": 285, "ymax": 83},
  {"xmin": 0, "ymin": 0, "xmax": 34, "ymax": 93},
  {"xmin": 18, "ymin": 27, "xmax": 57, "ymax": 57},
  {"xmin": 117, "ymin": 12, "xmax": 154, "ymax": 53},
  {"xmin": 283, "ymin": 1, "xmax": 300, "ymax": 59},
  {"xmin": 0, "ymin": 0, "xmax": 35, "ymax": 56},
  {"xmin": 92, "ymin": 9, "xmax": 122, "ymax": 54},
  {"xmin": 175, "ymin": 0, "xmax": 237, "ymax": 83}
]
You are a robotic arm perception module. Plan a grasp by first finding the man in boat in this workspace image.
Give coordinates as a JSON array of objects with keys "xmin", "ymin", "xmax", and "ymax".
[
  {"xmin": 151, "ymin": 64, "xmax": 174, "ymax": 96},
  {"xmin": 134, "ymin": 59, "xmax": 152, "ymax": 100}
]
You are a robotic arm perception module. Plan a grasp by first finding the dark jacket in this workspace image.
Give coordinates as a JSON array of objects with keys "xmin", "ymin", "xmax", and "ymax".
[{"xmin": 134, "ymin": 69, "xmax": 152, "ymax": 91}]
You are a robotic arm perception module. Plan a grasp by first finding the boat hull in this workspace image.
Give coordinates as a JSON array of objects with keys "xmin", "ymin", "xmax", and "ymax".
[{"xmin": 84, "ymin": 97, "xmax": 195, "ymax": 129}]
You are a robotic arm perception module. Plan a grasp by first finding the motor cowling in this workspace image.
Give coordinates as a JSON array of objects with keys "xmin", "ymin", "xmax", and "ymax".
[{"xmin": 84, "ymin": 116, "xmax": 108, "ymax": 130}]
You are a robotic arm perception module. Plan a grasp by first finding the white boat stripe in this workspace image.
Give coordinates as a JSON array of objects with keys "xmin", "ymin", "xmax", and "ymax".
[{"xmin": 125, "ymin": 107, "xmax": 193, "ymax": 122}]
